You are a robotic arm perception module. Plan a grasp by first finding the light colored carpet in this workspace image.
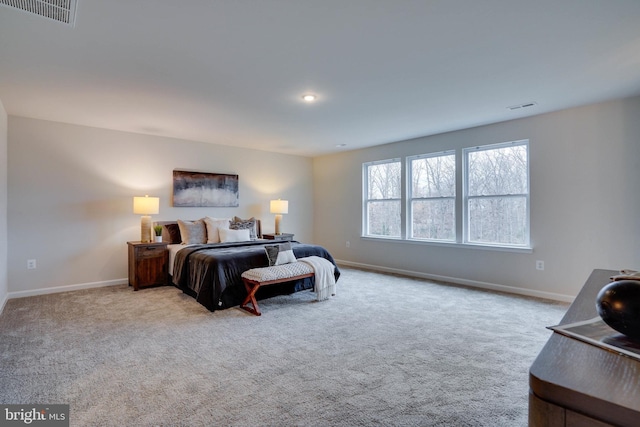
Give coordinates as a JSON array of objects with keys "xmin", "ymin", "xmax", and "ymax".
[{"xmin": 0, "ymin": 267, "xmax": 568, "ymax": 426}]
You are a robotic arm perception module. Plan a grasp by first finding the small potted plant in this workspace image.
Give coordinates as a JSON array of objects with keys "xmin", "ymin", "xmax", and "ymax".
[{"xmin": 153, "ymin": 225, "xmax": 163, "ymax": 243}]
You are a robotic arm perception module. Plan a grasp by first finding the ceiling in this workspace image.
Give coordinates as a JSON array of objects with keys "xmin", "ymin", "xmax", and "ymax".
[{"xmin": 1, "ymin": 1, "xmax": 639, "ymax": 157}]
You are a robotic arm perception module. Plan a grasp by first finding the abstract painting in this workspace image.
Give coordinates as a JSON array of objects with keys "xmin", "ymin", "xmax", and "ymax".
[{"xmin": 173, "ymin": 170, "xmax": 239, "ymax": 207}]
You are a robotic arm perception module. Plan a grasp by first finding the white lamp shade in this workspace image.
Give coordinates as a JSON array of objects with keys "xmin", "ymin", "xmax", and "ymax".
[
  {"xmin": 270, "ymin": 199, "xmax": 288, "ymax": 214},
  {"xmin": 133, "ymin": 196, "xmax": 159, "ymax": 215}
]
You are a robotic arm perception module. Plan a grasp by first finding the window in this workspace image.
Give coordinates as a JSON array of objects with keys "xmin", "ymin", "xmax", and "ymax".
[
  {"xmin": 363, "ymin": 159, "xmax": 401, "ymax": 238},
  {"xmin": 464, "ymin": 140, "xmax": 529, "ymax": 246},
  {"xmin": 363, "ymin": 140, "xmax": 530, "ymax": 249},
  {"xmin": 408, "ymin": 151, "xmax": 456, "ymax": 241}
]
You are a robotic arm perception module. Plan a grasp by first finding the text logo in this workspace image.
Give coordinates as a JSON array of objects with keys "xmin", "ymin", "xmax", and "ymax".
[{"xmin": 0, "ymin": 405, "xmax": 69, "ymax": 427}]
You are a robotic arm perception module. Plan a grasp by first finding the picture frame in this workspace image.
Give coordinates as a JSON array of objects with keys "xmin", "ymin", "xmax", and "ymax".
[{"xmin": 172, "ymin": 170, "xmax": 239, "ymax": 207}]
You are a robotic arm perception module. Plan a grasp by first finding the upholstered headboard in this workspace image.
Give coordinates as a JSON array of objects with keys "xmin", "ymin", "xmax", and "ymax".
[{"xmin": 155, "ymin": 218, "xmax": 262, "ymax": 244}]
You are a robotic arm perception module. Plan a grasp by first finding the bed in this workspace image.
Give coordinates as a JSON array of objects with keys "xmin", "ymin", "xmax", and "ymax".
[{"xmin": 158, "ymin": 218, "xmax": 340, "ymax": 312}]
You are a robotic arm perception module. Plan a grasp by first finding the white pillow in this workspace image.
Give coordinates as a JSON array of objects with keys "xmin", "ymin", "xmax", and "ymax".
[
  {"xmin": 230, "ymin": 216, "xmax": 258, "ymax": 240},
  {"xmin": 265, "ymin": 242, "xmax": 297, "ymax": 266},
  {"xmin": 204, "ymin": 217, "xmax": 230, "ymax": 243},
  {"xmin": 219, "ymin": 227, "xmax": 251, "ymax": 243},
  {"xmin": 177, "ymin": 219, "xmax": 207, "ymax": 244}
]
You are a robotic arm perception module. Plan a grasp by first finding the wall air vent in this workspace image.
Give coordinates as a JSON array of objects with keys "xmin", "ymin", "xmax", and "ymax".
[
  {"xmin": 508, "ymin": 102, "xmax": 537, "ymax": 111},
  {"xmin": 0, "ymin": 0, "xmax": 77, "ymax": 27}
]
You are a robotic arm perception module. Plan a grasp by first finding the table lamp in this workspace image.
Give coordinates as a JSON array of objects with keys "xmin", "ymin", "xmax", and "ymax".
[
  {"xmin": 270, "ymin": 199, "xmax": 288, "ymax": 235},
  {"xmin": 133, "ymin": 195, "xmax": 159, "ymax": 242}
]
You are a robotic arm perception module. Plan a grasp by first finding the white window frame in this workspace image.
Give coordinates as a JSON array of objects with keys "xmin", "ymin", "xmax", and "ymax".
[
  {"xmin": 362, "ymin": 140, "xmax": 531, "ymax": 252},
  {"xmin": 407, "ymin": 151, "xmax": 456, "ymax": 242},
  {"xmin": 363, "ymin": 158, "xmax": 402, "ymax": 238},
  {"xmin": 463, "ymin": 139, "xmax": 530, "ymax": 248}
]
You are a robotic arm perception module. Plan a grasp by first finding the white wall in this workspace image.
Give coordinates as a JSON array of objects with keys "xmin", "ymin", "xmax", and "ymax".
[
  {"xmin": 7, "ymin": 117, "xmax": 313, "ymax": 295},
  {"xmin": 7, "ymin": 96, "xmax": 640, "ymax": 301},
  {"xmin": 0, "ymin": 100, "xmax": 7, "ymax": 311},
  {"xmin": 313, "ymin": 96, "xmax": 640, "ymax": 300}
]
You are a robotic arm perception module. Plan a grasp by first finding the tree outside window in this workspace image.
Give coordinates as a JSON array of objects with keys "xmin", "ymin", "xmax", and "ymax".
[
  {"xmin": 465, "ymin": 141, "xmax": 529, "ymax": 246},
  {"xmin": 409, "ymin": 152, "xmax": 455, "ymax": 241},
  {"xmin": 364, "ymin": 160, "xmax": 401, "ymax": 237},
  {"xmin": 363, "ymin": 140, "xmax": 529, "ymax": 248}
]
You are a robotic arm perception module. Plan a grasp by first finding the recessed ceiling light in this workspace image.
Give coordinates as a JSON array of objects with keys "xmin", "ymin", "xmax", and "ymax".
[{"xmin": 302, "ymin": 94, "xmax": 316, "ymax": 102}]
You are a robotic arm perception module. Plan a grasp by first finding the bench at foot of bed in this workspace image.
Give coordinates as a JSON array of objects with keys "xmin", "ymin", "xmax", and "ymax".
[{"xmin": 240, "ymin": 262, "xmax": 315, "ymax": 316}]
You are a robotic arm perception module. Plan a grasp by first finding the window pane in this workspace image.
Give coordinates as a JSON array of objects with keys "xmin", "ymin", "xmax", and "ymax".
[
  {"xmin": 411, "ymin": 154, "xmax": 455, "ymax": 198},
  {"xmin": 368, "ymin": 162, "xmax": 401, "ymax": 199},
  {"xmin": 412, "ymin": 199, "xmax": 455, "ymax": 240},
  {"xmin": 468, "ymin": 196, "xmax": 527, "ymax": 245},
  {"xmin": 367, "ymin": 200, "xmax": 401, "ymax": 237},
  {"xmin": 468, "ymin": 145, "xmax": 527, "ymax": 196}
]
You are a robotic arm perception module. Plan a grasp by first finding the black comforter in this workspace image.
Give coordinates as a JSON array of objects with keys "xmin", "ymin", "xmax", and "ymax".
[{"xmin": 172, "ymin": 241, "xmax": 340, "ymax": 311}]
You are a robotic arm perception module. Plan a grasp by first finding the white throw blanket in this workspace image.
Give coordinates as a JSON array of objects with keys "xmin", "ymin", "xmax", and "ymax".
[{"xmin": 298, "ymin": 256, "xmax": 336, "ymax": 301}]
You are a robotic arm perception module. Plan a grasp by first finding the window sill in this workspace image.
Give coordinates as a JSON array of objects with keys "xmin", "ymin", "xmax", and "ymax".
[{"xmin": 361, "ymin": 236, "xmax": 533, "ymax": 254}]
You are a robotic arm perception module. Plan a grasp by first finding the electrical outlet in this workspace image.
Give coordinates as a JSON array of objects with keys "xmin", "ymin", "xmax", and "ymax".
[
  {"xmin": 27, "ymin": 259, "xmax": 37, "ymax": 269},
  {"xmin": 346, "ymin": 241, "xmax": 350, "ymax": 248},
  {"xmin": 536, "ymin": 260, "xmax": 544, "ymax": 271}
]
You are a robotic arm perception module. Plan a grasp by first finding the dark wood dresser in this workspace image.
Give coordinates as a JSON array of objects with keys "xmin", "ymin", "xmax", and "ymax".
[{"xmin": 529, "ymin": 269, "xmax": 640, "ymax": 426}]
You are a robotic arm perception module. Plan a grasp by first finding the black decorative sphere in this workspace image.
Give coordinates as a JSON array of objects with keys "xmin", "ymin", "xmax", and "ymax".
[{"xmin": 596, "ymin": 280, "xmax": 640, "ymax": 340}]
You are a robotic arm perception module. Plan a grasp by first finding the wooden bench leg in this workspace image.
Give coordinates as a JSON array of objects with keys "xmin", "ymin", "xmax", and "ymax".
[
  {"xmin": 240, "ymin": 279, "xmax": 262, "ymax": 316},
  {"xmin": 239, "ymin": 272, "xmax": 315, "ymax": 316}
]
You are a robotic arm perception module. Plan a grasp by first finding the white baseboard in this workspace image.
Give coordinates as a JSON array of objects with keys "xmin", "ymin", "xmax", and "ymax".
[
  {"xmin": 335, "ymin": 259, "xmax": 575, "ymax": 303},
  {"xmin": 7, "ymin": 278, "xmax": 128, "ymax": 300}
]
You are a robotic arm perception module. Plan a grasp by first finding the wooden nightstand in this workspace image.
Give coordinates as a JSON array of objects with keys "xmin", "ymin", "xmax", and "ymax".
[
  {"xmin": 263, "ymin": 233, "xmax": 295, "ymax": 241},
  {"xmin": 127, "ymin": 241, "xmax": 169, "ymax": 291}
]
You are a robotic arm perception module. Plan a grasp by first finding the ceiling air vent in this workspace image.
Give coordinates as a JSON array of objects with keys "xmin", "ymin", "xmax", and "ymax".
[
  {"xmin": 508, "ymin": 102, "xmax": 537, "ymax": 111},
  {"xmin": 0, "ymin": 0, "xmax": 77, "ymax": 27}
]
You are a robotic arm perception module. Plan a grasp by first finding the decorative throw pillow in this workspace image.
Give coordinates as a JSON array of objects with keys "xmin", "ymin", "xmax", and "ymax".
[
  {"xmin": 163, "ymin": 223, "xmax": 182, "ymax": 244},
  {"xmin": 230, "ymin": 216, "xmax": 257, "ymax": 240},
  {"xmin": 204, "ymin": 217, "xmax": 231, "ymax": 244},
  {"xmin": 264, "ymin": 242, "xmax": 297, "ymax": 266},
  {"xmin": 177, "ymin": 219, "xmax": 207, "ymax": 244},
  {"xmin": 219, "ymin": 227, "xmax": 251, "ymax": 243}
]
